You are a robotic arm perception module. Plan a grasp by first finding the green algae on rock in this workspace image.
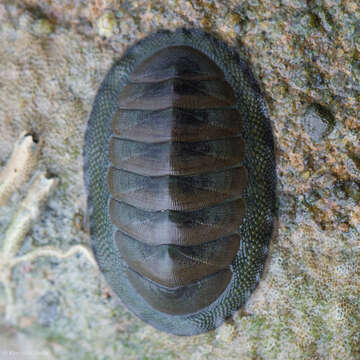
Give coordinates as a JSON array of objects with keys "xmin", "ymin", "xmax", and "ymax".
[{"xmin": 84, "ymin": 28, "xmax": 276, "ymax": 336}]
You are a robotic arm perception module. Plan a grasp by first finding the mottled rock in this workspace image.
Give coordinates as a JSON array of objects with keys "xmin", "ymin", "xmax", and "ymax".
[
  {"xmin": 302, "ymin": 104, "xmax": 335, "ymax": 142},
  {"xmin": 37, "ymin": 291, "xmax": 60, "ymax": 327}
]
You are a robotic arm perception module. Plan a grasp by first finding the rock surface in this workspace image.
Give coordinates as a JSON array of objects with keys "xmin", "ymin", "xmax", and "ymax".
[{"xmin": 0, "ymin": 1, "xmax": 359, "ymax": 359}]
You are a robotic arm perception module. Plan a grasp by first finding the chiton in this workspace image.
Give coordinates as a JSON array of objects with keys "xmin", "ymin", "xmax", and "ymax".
[{"xmin": 84, "ymin": 28, "xmax": 276, "ymax": 336}]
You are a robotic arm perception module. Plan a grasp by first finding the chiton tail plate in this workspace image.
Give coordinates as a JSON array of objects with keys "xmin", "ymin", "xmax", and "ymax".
[{"xmin": 84, "ymin": 28, "xmax": 276, "ymax": 336}]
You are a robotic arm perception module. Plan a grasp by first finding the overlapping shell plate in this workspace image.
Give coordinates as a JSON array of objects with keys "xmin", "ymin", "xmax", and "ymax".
[{"xmin": 84, "ymin": 28, "xmax": 276, "ymax": 336}]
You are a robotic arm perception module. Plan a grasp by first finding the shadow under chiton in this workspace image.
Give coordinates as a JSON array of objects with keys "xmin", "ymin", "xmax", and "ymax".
[{"xmin": 84, "ymin": 28, "xmax": 276, "ymax": 336}]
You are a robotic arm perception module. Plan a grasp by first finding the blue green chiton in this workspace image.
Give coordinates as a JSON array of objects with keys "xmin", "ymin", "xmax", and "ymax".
[{"xmin": 84, "ymin": 28, "xmax": 276, "ymax": 336}]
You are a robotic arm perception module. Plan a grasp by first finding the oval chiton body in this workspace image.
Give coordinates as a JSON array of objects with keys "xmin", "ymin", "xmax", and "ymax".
[{"xmin": 84, "ymin": 28, "xmax": 276, "ymax": 336}]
